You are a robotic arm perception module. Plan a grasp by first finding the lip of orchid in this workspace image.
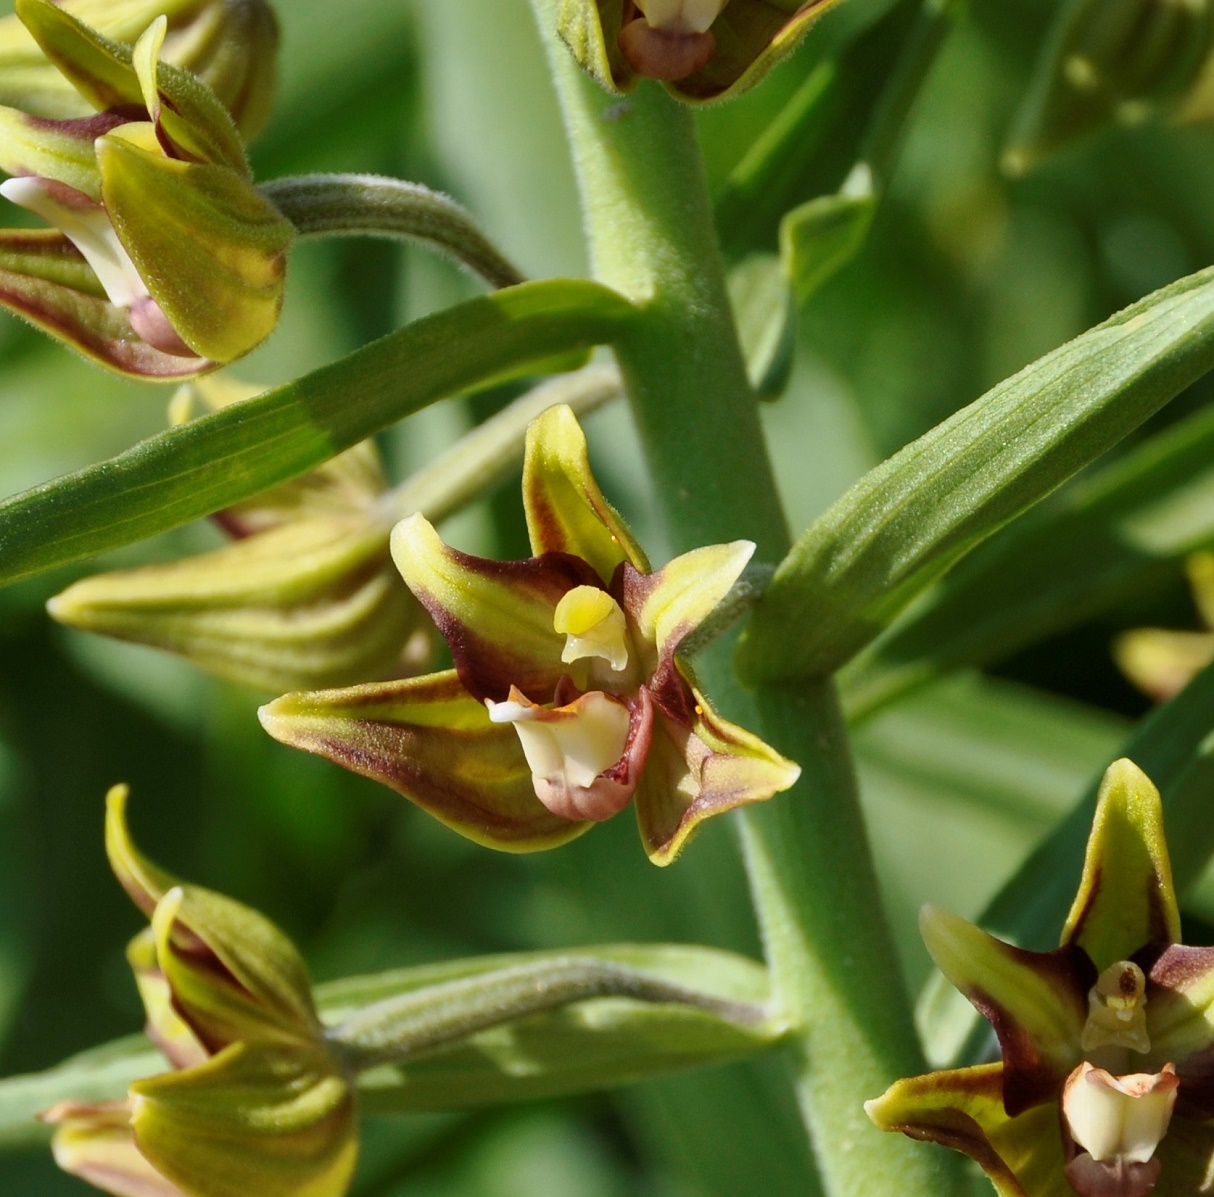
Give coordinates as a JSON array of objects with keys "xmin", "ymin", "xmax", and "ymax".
[{"xmin": 632, "ymin": 0, "xmax": 730, "ymax": 34}]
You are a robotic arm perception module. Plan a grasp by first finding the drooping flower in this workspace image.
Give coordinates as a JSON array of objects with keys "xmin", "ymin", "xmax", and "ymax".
[
  {"xmin": 0, "ymin": 0, "xmax": 292, "ymax": 378},
  {"xmin": 259, "ymin": 404, "xmax": 799, "ymax": 865},
  {"xmin": 557, "ymin": 0, "xmax": 844, "ymax": 102},
  {"xmin": 867, "ymin": 758, "xmax": 1214, "ymax": 1197},
  {"xmin": 47, "ymin": 376, "xmax": 437, "ymax": 694},
  {"xmin": 42, "ymin": 786, "xmax": 358, "ymax": 1197}
]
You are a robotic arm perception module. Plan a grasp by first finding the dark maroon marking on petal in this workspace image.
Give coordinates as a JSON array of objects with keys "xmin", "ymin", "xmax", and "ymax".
[
  {"xmin": 645, "ymin": 656, "xmax": 698, "ymax": 727},
  {"xmin": 601, "ymin": 685, "xmax": 655, "ymax": 789},
  {"xmin": 1151, "ymin": 944, "xmax": 1214, "ymax": 1119},
  {"xmin": 412, "ymin": 549, "xmax": 602, "ymax": 703},
  {"xmin": 618, "ymin": 20, "xmax": 717, "ymax": 80},
  {"xmin": 24, "ymin": 108, "xmax": 138, "ymax": 141},
  {"xmin": 964, "ymin": 945, "xmax": 1093, "ymax": 1117}
]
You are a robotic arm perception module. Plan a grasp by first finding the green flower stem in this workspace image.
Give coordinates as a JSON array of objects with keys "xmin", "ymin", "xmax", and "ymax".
[
  {"xmin": 529, "ymin": 8, "xmax": 963, "ymax": 1195},
  {"xmin": 326, "ymin": 955, "xmax": 769, "ymax": 1073},
  {"xmin": 383, "ymin": 362, "xmax": 623, "ymax": 525},
  {"xmin": 262, "ymin": 173, "xmax": 526, "ymax": 289}
]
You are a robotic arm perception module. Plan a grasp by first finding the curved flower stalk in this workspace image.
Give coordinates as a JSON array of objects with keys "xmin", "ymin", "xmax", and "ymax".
[
  {"xmin": 1114, "ymin": 552, "xmax": 1214, "ymax": 702},
  {"xmin": 48, "ymin": 376, "xmax": 436, "ymax": 694},
  {"xmin": 260, "ymin": 404, "xmax": 799, "ymax": 865},
  {"xmin": 867, "ymin": 758, "xmax": 1214, "ymax": 1197},
  {"xmin": 0, "ymin": 0, "xmax": 292, "ymax": 378},
  {"xmin": 0, "ymin": 0, "xmax": 279, "ymax": 136},
  {"xmin": 557, "ymin": 0, "xmax": 845, "ymax": 101},
  {"xmin": 42, "ymin": 786, "xmax": 357, "ymax": 1197}
]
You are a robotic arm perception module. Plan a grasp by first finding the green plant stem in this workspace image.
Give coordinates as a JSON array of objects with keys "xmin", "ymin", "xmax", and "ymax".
[
  {"xmin": 327, "ymin": 955, "xmax": 769, "ymax": 1073},
  {"xmin": 263, "ymin": 174, "xmax": 525, "ymax": 289},
  {"xmin": 529, "ymin": 9, "xmax": 963, "ymax": 1195}
]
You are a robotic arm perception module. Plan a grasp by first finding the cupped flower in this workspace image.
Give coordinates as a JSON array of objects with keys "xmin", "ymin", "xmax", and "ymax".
[
  {"xmin": 558, "ymin": 0, "xmax": 844, "ymax": 103},
  {"xmin": 0, "ymin": 0, "xmax": 279, "ymax": 137},
  {"xmin": 867, "ymin": 758, "xmax": 1214, "ymax": 1196},
  {"xmin": 260, "ymin": 404, "xmax": 799, "ymax": 865},
  {"xmin": 42, "ymin": 786, "xmax": 357, "ymax": 1197},
  {"xmin": 47, "ymin": 376, "xmax": 437, "ymax": 694},
  {"xmin": 0, "ymin": 0, "xmax": 292, "ymax": 378}
]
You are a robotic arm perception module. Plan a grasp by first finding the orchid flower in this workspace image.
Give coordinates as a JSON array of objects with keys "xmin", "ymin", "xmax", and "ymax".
[
  {"xmin": 0, "ymin": 0, "xmax": 291, "ymax": 378},
  {"xmin": 260, "ymin": 404, "xmax": 799, "ymax": 865},
  {"xmin": 42, "ymin": 787, "xmax": 357, "ymax": 1197},
  {"xmin": 867, "ymin": 758, "xmax": 1214, "ymax": 1197}
]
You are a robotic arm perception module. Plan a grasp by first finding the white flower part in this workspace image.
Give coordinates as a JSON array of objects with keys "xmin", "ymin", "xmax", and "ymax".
[
  {"xmin": 1062, "ymin": 1062, "xmax": 1178, "ymax": 1166},
  {"xmin": 0, "ymin": 176, "xmax": 148, "ymax": 309},
  {"xmin": 552, "ymin": 586, "xmax": 630, "ymax": 673},
  {"xmin": 487, "ymin": 688, "xmax": 633, "ymax": 821},
  {"xmin": 634, "ymin": 0, "xmax": 730, "ymax": 34}
]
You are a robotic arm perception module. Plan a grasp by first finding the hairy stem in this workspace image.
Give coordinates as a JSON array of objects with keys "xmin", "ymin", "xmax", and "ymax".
[
  {"xmin": 529, "ymin": 7, "xmax": 963, "ymax": 1195},
  {"xmin": 263, "ymin": 173, "xmax": 525, "ymax": 289}
]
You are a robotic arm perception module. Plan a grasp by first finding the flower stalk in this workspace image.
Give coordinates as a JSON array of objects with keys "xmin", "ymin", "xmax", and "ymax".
[{"xmin": 529, "ymin": 3, "xmax": 965, "ymax": 1192}]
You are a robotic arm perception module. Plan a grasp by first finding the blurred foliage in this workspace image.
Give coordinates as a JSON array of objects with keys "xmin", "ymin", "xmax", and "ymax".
[{"xmin": 3, "ymin": 0, "xmax": 1214, "ymax": 1192}]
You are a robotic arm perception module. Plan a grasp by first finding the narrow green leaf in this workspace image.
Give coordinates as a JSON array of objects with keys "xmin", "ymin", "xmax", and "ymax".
[
  {"xmin": 0, "ymin": 945, "xmax": 777, "ymax": 1149},
  {"xmin": 738, "ymin": 265, "xmax": 1214, "ymax": 684},
  {"xmin": 841, "ymin": 398, "xmax": 1214, "ymax": 721},
  {"xmin": 0, "ymin": 279, "xmax": 635, "ymax": 587},
  {"xmin": 918, "ymin": 658, "xmax": 1214, "ymax": 1068}
]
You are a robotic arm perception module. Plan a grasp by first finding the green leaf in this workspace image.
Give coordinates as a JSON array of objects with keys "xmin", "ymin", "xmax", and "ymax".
[
  {"xmin": 840, "ymin": 399, "xmax": 1214, "ymax": 720},
  {"xmin": 727, "ymin": 254, "xmax": 796, "ymax": 400},
  {"xmin": 918, "ymin": 657, "xmax": 1214, "ymax": 1068},
  {"xmin": 0, "ymin": 279, "xmax": 635, "ymax": 587},
  {"xmin": 0, "ymin": 945, "xmax": 778, "ymax": 1148},
  {"xmin": 779, "ymin": 190, "xmax": 875, "ymax": 306},
  {"xmin": 737, "ymin": 265, "xmax": 1214, "ymax": 684}
]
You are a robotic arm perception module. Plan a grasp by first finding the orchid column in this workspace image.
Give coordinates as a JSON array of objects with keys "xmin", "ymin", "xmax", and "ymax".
[{"xmin": 528, "ymin": 2, "xmax": 964, "ymax": 1194}]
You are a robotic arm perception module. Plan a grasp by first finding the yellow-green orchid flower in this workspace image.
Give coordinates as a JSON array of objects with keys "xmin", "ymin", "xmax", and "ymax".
[
  {"xmin": 867, "ymin": 758, "xmax": 1214, "ymax": 1197},
  {"xmin": 42, "ymin": 786, "xmax": 357, "ymax": 1197},
  {"xmin": 0, "ymin": 0, "xmax": 291, "ymax": 379},
  {"xmin": 260, "ymin": 404, "xmax": 799, "ymax": 865},
  {"xmin": 47, "ymin": 376, "xmax": 437, "ymax": 694},
  {"xmin": 558, "ymin": 0, "xmax": 844, "ymax": 102}
]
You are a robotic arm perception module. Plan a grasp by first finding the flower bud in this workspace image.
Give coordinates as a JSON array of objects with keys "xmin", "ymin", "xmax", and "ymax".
[
  {"xmin": 0, "ymin": 0, "xmax": 292, "ymax": 376},
  {"xmin": 0, "ymin": 0, "xmax": 279, "ymax": 137},
  {"xmin": 558, "ymin": 0, "xmax": 843, "ymax": 103},
  {"xmin": 1005, "ymin": 0, "xmax": 1214, "ymax": 174}
]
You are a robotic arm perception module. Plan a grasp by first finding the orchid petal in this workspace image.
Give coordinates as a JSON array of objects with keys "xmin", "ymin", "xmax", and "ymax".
[
  {"xmin": 1062, "ymin": 758, "xmax": 1180, "ymax": 966},
  {"xmin": 130, "ymin": 1041, "xmax": 357, "ymax": 1197},
  {"xmin": 522, "ymin": 403, "xmax": 649, "ymax": 580},
  {"xmin": 49, "ymin": 514, "xmax": 431, "ymax": 694},
  {"xmin": 1142, "ymin": 944, "xmax": 1214, "ymax": 1119},
  {"xmin": 0, "ymin": 226, "xmax": 211, "ymax": 378},
  {"xmin": 42, "ymin": 1099, "xmax": 185, "ymax": 1197},
  {"xmin": 865, "ymin": 1065, "xmax": 1025, "ymax": 1196},
  {"xmin": 0, "ymin": 104, "xmax": 107, "ymax": 195},
  {"xmin": 636, "ymin": 676, "xmax": 800, "ymax": 866},
  {"xmin": 920, "ymin": 904, "xmax": 1088, "ymax": 1114},
  {"xmin": 126, "ymin": 928, "xmax": 207, "ymax": 1071},
  {"xmin": 96, "ymin": 122, "xmax": 290, "ymax": 363},
  {"xmin": 391, "ymin": 513, "xmax": 600, "ymax": 701},
  {"xmin": 107, "ymin": 789, "xmax": 322, "ymax": 1053},
  {"xmin": 622, "ymin": 540, "xmax": 754, "ymax": 668},
  {"xmin": 259, "ymin": 671, "xmax": 593, "ymax": 852}
]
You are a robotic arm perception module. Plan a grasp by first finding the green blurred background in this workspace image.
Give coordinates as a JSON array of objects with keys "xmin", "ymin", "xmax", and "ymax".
[{"xmin": 2, "ymin": 0, "xmax": 1214, "ymax": 1191}]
